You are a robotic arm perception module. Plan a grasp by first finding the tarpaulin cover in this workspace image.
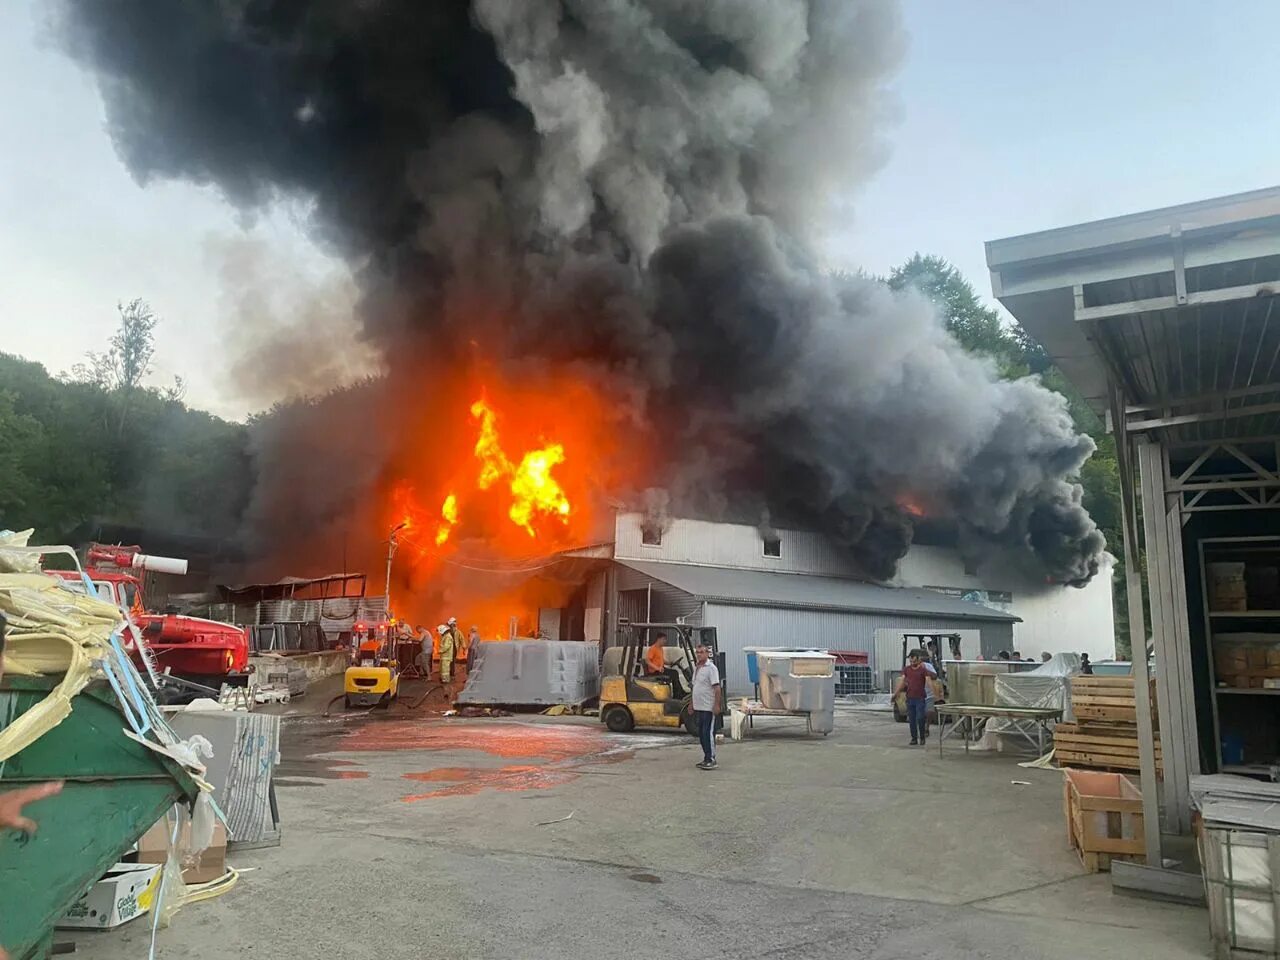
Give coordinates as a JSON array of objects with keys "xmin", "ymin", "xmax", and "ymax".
[
  {"xmin": 457, "ymin": 640, "xmax": 600, "ymax": 706},
  {"xmin": 976, "ymin": 653, "xmax": 1080, "ymax": 747}
]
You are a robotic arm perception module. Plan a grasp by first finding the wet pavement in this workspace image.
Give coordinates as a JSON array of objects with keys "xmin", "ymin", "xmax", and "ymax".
[{"xmin": 74, "ymin": 707, "xmax": 1211, "ymax": 960}]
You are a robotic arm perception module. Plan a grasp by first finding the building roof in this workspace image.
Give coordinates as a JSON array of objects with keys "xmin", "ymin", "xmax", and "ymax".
[
  {"xmin": 616, "ymin": 559, "xmax": 1020, "ymax": 623},
  {"xmin": 986, "ymin": 187, "xmax": 1280, "ymax": 445}
]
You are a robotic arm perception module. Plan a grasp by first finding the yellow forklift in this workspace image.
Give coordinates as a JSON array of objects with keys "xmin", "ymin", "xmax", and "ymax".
[
  {"xmin": 891, "ymin": 632, "xmax": 959, "ymax": 723},
  {"xmin": 344, "ymin": 620, "xmax": 401, "ymax": 708},
  {"xmin": 599, "ymin": 621, "xmax": 719, "ymax": 735}
]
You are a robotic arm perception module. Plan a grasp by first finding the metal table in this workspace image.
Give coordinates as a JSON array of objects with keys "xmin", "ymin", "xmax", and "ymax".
[
  {"xmin": 935, "ymin": 703, "xmax": 1062, "ymax": 758},
  {"xmin": 728, "ymin": 700, "xmax": 821, "ymax": 739}
]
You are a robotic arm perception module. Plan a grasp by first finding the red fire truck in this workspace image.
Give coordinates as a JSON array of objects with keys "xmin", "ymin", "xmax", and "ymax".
[{"xmin": 50, "ymin": 543, "xmax": 251, "ymax": 693}]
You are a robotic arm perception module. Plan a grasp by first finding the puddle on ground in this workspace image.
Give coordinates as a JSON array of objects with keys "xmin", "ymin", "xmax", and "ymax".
[
  {"xmin": 279, "ymin": 715, "xmax": 670, "ymax": 799},
  {"xmin": 276, "ymin": 756, "xmax": 369, "ymax": 784},
  {"xmin": 337, "ymin": 721, "xmax": 610, "ymax": 761},
  {"xmin": 399, "ymin": 750, "xmax": 635, "ymax": 802}
]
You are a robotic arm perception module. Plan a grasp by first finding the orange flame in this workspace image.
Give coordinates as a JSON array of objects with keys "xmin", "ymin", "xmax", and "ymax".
[
  {"xmin": 469, "ymin": 398, "xmax": 571, "ymax": 537},
  {"xmin": 435, "ymin": 493, "xmax": 458, "ymax": 545},
  {"xmin": 897, "ymin": 494, "xmax": 926, "ymax": 519},
  {"xmin": 411, "ymin": 396, "xmax": 575, "ymax": 553}
]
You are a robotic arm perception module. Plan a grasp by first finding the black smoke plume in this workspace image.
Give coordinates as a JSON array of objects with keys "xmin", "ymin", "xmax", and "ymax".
[{"xmin": 54, "ymin": 0, "xmax": 1105, "ymax": 585}]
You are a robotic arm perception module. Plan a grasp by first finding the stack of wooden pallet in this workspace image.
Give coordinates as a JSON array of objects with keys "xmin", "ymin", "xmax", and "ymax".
[{"xmin": 1055, "ymin": 675, "xmax": 1161, "ymax": 776}]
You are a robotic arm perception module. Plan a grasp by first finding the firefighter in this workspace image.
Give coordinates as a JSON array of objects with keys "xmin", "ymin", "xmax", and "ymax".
[
  {"xmin": 437, "ymin": 623, "xmax": 456, "ymax": 687},
  {"xmin": 446, "ymin": 616, "xmax": 466, "ymax": 680}
]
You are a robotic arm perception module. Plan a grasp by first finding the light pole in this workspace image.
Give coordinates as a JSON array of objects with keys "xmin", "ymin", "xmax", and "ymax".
[{"xmin": 385, "ymin": 521, "xmax": 407, "ymax": 625}]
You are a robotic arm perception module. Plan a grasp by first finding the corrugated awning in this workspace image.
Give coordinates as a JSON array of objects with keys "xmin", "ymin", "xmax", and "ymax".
[
  {"xmin": 616, "ymin": 559, "xmax": 1020, "ymax": 622},
  {"xmin": 988, "ymin": 186, "xmax": 1280, "ymax": 446}
]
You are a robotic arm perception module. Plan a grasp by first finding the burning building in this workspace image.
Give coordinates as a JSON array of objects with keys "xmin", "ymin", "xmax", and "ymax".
[{"xmin": 53, "ymin": 1, "xmax": 1107, "ymax": 637}]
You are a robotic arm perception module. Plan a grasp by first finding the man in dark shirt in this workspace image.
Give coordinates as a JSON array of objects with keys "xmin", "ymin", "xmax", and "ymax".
[{"xmin": 894, "ymin": 649, "xmax": 934, "ymax": 746}]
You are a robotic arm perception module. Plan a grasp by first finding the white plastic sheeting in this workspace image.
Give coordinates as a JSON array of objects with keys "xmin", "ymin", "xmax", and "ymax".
[{"xmin": 974, "ymin": 652, "xmax": 1080, "ymax": 749}]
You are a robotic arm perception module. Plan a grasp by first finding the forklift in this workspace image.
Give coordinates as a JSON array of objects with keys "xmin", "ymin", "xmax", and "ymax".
[
  {"xmin": 599, "ymin": 621, "xmax": 719, "ymax": 735},
  {"xmin": 344, "ymin": 620, "xmax": 401, "ymax": 708},
  {"xmin": 891, "ymin": 632, "xmax": 960, "ymax": 723}
]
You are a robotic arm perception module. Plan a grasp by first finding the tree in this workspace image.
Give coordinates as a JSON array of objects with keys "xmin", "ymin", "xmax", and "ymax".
[
  {"xmin": 72, "ymin": 299, "xmax": 158, "ymax": 393},
  {"xmin": 887, "ymin": 254, "xmax": 1028, "ymax": 377},
  {"xmin": 2, "ymin": 301, "xmax": 252, "ymax": 544}
]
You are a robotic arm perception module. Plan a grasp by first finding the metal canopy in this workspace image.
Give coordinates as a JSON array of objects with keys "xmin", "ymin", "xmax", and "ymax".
[
  {"xmin": 988, "ymin": 186, "xmax": 1280, "ymax": 453},
  {"xmin": 986, "ymin": 187, "xmax": 1280, "ymax": 862}
]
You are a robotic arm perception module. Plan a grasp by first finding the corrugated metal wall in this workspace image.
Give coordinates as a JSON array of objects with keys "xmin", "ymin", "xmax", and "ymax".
[
  {"xmin": 702, "ymin": 602, "xmax": 1013, "ymax": 696},
  {"xmin": 614, "ymin": 513, "xmax": 855, "ymax": 576}
]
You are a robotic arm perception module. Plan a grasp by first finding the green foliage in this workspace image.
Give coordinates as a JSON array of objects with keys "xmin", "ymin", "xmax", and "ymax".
[
  {"xmin": 887, "ymin": 254, "xmax": 1126, "ymax": 654},
  {"xmin": 888, "ymin": 254, "xmax": 1030, "ymax": 377},
  {"xmin": 0, "ymin": 303, "xmax": 250, "ymax": 543}
]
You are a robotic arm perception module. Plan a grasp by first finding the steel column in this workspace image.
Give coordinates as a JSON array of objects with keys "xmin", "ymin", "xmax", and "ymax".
[
  {"xmin": 1111, "ymin": 386, "xmax": 1164, "ymax": 863},
  {"xmin": 1137, "ymin": 437, "xmax": 1198, "ymax": 832}
]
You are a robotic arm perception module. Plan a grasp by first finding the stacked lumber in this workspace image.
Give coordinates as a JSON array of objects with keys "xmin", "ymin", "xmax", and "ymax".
[
  {"xmin": 1057, "ymin": 676, "xmax": 1161, "ymax": 776},
  {"xmin": 1070, "ymin": 674, "xmax": 1156, "ymax": 723},
  {"xmin": 1054, "ymin": 721, "xmax": 1162, "ymax": 775}
]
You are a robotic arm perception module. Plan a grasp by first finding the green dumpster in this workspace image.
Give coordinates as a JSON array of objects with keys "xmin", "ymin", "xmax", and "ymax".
[{"xmin": 0, "ymin": 675, "xmax": 201, "ymax": 960}]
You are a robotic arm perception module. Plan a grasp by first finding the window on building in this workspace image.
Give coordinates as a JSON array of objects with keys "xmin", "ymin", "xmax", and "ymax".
[
  {"xmin": 641, "ymin": 525, "xmax": 662, "ymax": 546},
  {"xmin": 763, "ymin": 536, "xmax": 781, "ymax": 558}
]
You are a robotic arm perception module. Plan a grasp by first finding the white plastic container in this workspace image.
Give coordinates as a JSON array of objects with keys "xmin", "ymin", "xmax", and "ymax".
[{"xmin": 755, "ymin": 651, "xmax": 836, "ymax": 734}]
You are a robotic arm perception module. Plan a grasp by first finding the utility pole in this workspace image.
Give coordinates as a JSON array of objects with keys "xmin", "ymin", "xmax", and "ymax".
[{"xmin": 384, "ymin": 521, "xmax": 407, "ymax": 627}]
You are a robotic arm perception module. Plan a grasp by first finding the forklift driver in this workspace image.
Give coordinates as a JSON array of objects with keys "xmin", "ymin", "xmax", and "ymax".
[{"xmin": 644, "ymin": 631, "xmax": 687, "ymax": 696}]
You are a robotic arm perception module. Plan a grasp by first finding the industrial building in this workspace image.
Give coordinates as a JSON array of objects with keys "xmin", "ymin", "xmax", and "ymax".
[
  {"xmin": 987, "ymin": 185, "xmax": 1280, "ymax": 871},
  {"xmin": 539, "ymin": 511, "xmax": 1115, "ymax": 694}
]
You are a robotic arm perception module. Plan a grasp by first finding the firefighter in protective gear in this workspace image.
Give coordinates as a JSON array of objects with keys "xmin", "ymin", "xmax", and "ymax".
[
  {"xmin": 437, "ymin": 623, "xmax": 455, "ymax": 684},
  {"xmin": 445, "ymin": 616, "xmax": 466, "ymax": 675}
]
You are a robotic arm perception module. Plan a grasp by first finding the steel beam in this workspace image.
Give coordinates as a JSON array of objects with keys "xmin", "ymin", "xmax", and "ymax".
[
  {"xmin": 1077, "ymin": 283, "xmax": 1280, "ymax": 323},
  {"xmin": 1128, "ymin": 382, "xmax": 1280, "ymax": 415},
  {"xmin": 1138, "ymin": 438, "xmax": 1197, "ymax": 832},
  {"xmin": 1111, "ymin": 385, "xmax": 1164, "ymax": 863},
  {"xmin": 1127, "ymin": 400, "xmax": 1280, "ymax": 432}
]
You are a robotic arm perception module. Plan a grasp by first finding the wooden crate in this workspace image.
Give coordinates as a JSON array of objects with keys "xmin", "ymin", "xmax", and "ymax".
[
  {"xmin": 1063, "ymin": 768, "xmax": 1147, "ymax": 872},
  {"xmin": 1054, "ymin": 721, "xmax": 1163, "ymax": 776},
  {"xmin": 1199, "ymin": 823, "xmax": 1280, "ymax": 957},
  {"xmin": 1070, "ymin": 675, "xmax": 1158, "ymax": 724}
]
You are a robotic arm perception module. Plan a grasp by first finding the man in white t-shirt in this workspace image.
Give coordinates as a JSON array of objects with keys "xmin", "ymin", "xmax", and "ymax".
[{"xmin": 689, "ymin": 644, "xmax": 722, "ymax": 770}]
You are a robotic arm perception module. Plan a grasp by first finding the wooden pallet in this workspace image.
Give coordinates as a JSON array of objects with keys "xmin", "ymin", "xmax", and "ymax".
[
  {"xmin": 1070, "ymin": 676, "xmax": 1157, "ymax": 724},
  {"xmin": 1055, "ymin": 721, "xmax": 1163, "ymax": 776}
]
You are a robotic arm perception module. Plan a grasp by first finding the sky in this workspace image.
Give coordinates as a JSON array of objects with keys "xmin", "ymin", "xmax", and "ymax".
[{"xmin": 0, "ymin": 1, "xmax": 1275, "ymax": 421}]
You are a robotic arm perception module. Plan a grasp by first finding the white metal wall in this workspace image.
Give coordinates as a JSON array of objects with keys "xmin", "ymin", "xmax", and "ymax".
[
  {"xmin": 614, "ymin": 513, "xmax": 855, "ymax": 576},
  {"xmin": 702, "ymin": 602, "xmax": 1013, "ymax": 696},
  {"xmin": 894, "ymin": 543, "xmax": 1117, "ymax": 660},
  {"xmin": 613, "ymin": 515, "xmax": 1116, "ymax": 658}
]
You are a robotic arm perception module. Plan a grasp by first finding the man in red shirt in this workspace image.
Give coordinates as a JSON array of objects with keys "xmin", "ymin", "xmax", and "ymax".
[{"xmin": 894, "ymin": 649, "xmax": 936, "ymax": 746}]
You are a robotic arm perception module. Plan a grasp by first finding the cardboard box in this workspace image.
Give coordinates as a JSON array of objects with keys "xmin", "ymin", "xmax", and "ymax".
[
  {"xmin": 58, "ymin": 863, "xmax": 161, "ymax": 930},
  {"xmin": 1209, "ymin": 562, "xmax": 1248, "ymax": 611},
  {"xmin": 137, "ymin": 815, "xmax": 228, "ymax": 885}
]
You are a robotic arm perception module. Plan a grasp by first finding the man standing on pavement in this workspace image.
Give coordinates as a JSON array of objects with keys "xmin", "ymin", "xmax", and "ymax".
[
  {"xmin": 893, "ymin": 649, "xmax": 933, "ymax": 746},
  {"xmin": 689, "ymin": 644, "xmax": 721, "ymax": 770}
]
